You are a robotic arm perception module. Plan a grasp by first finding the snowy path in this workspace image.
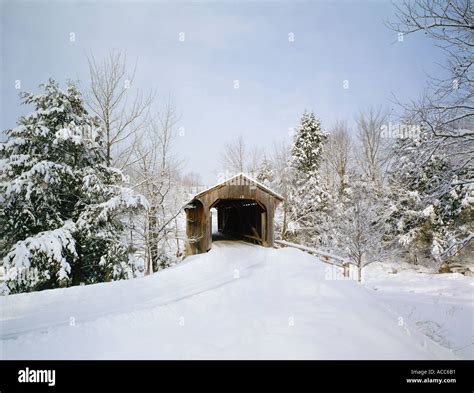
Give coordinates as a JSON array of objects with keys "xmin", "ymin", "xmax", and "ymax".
[
  {"xmin": 0, "ymin": 241, "xmax": 266, "ymax": 339},
  {"xmin": 0, "ymin": 241, "xmax": 459, "ymax": 359}
]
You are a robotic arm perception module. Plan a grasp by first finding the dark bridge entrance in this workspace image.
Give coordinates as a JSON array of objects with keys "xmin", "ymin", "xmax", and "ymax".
[
  {"xmin": 184, "ymin": 173, "xmax": 283, "ymax": 256},
  {"xmin": 212, "ymin": 199, "xmax": 266, "ymax": 244}
]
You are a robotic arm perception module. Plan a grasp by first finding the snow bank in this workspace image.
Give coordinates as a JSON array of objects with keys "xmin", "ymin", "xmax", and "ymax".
[
  {"xmin": 0, "ymin": 242, "xmax": 458, "ymax": 360},
  {"xmin": 364, "ymin": 262, "xmax": 473, "ymax": 359}
]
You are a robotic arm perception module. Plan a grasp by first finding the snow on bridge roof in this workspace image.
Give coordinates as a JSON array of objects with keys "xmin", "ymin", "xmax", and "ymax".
[{"xmin": 192, "ymin": 172, "xmax": 284, "ymax": 202}]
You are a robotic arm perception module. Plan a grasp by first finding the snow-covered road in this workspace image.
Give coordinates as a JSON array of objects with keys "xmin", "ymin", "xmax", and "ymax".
[{"xmin": 0, "ymin": 241, "xmax": 461, "ymax": 359}]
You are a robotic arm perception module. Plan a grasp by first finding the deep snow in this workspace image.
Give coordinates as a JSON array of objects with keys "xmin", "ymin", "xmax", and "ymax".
[
  {"xmin": 0, "ymin": 241, "xmax": 465, "ymax": 359},
  {"xmin": 363, "ymin": 262, "xmax": 473, "ymax": 359}
]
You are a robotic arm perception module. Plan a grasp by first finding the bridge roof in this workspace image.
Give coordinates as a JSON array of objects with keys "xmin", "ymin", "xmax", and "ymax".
[{"xmin": 193, "ymin": 173, "xmax": 284, "ymax": 202}]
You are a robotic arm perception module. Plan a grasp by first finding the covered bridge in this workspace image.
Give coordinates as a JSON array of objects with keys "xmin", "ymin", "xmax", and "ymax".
[{"xmin": 184, "ymin": 173, "xmax": 284, "ymax": 256}]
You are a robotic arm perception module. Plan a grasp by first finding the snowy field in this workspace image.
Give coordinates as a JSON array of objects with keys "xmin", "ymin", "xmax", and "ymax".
[
  {"xmin": 0, "ymin": 241, "xmax": 470, "ymax": 360},
  {"xmin": 363, "ymin": 262, "xmax": 473, "ymax": 360}
]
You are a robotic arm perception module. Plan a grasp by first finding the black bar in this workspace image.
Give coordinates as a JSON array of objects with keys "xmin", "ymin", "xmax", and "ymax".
[{"xmin": 0, "ymin": 360, "xmax": 472, "ymax": 393}]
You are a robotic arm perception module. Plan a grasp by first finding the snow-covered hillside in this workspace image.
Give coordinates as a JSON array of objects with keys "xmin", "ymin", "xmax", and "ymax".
[{"xmin": 0, "ymin": 241, "xmax": 464, "ymax": 360}]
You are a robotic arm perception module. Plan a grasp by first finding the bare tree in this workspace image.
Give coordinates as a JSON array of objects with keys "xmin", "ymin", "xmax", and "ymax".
[
  {"xmin": 355, "ymin": 108, "xmax": 392, "ymax": 184},
  {"xmin": 221, "ymin": 135, "xmax": 245, "ymax": 174},
  {"xmin": 246, "ymin": 145, "xmax": 264, "ymax": 178},
  {"xmin": 271, "ymin": 141, "xmax": 293, "ymax": 240},
  {"xmin": 323, "ymin": 120, "xmax": 352, "ymax": 194},
  {"xmin": 129, "ymin": 100, "xmax": 184, "ymax": 273},
  {"xmin": 220, "ymin": 134, "xmax": 262, "ymax": 177},
  {"xmin": 334, "ymin": 182, "xmax": 388, "ymax": 282},
  {"xmin": 181, "ymin": 171, "xmax": 203, "ymax": 194},
  {"xmin": 85, "ymin": 51, "xmax": 154, "ymax": 167},
  {"xmin": 387, "ymin": 0, "xmax": 474, "ymax": 156}
]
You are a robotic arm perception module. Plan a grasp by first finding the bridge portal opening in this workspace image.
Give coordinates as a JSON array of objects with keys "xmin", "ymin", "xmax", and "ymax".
[
  {"xmin": 211, "ymin": 199, "xmax": 266, "ymax": 244},
  {"xmin": 184, "ymin": 173, "xmax": 283, "ymax": 256}
]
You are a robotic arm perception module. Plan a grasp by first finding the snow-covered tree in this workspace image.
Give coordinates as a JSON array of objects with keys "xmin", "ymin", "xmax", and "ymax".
[
  {"xmin": 386, "ymin": 128, "xmax": 473, "ymax": 267},
  {"xmin": 388, "ymin": 0, "xmax": 474, "ymax": 158},
  {"xmin": 330, "ymin": 179, "xmax": 389, "ymax": 282},
  {"xmin": 385, "ymin": 1, "xmax": 473, "ymax": 268},
  {"xmin": 128, "ymin": 101, "xmax": 186, "ymax": 273},
  {"xmin": 288, "ymin": 111, "xmax": 329, "ymax": 244},
  {"xmin": 355, "ymin": 108, "xmax": 392, "ymax": 185},
  {"xmin": 256, "ymin": 155, "xmax": 275, "ymax": 187},
  {"xmin": 291, "ymin": 111, "xmax": 327, "ymax": 175},
  {"xmin": 321, "ymin": 121, "xmax": 352, "ymax": 196},
  {"xmin": 268, "ymin": 142, "xmax": 294, "ymax": 240},
  {"xmin": 0, "ymin": 80, "xmax": 148, "ymax": 294}
]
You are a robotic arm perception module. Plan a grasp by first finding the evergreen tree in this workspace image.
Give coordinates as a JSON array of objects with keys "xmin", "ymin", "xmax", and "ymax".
[
  {"xmin": 0, "ymin": 80, "xmax": 148, "ymax": 294},
  {"xmin": 291, "ymin": 111, "xmax": 327, "ymax": 174},
  {"xmin": 386, "ymin": 129, "xmax": 473, "ymax": 266},
  {"xmin": 288, "ymin": 111, "xmax": 329, "ymax": 244}
]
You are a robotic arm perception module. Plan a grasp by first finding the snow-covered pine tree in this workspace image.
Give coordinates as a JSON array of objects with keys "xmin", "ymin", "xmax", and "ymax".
[
  {"xmin": 292, "ymin": 111, "xmax": 327, "ymax": 175},
  {"xmin": 386, "ymin": 128, "xmax": 473, "ymax": 267},
  {"xmin": 0, "ymin": 79, "xmax": 148, "ymax": 294},
  {"xmin": 288, "ymin": 111, "xmax": 329, "ymax": 245}
]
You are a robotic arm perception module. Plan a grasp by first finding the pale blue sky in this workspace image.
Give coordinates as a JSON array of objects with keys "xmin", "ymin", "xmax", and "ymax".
[{"xmin": 1, "ymin": 0, "xmax": 446, "ymax": 183}]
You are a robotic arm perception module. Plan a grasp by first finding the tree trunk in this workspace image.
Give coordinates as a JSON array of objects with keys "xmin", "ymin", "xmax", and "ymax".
[
  {"xmin": 281, "ymin": 201, "xmax": 288, "ymax": 240},
  {"xmin": 148, "ymin": 206, "xmax": 160, "ymax": 273},
  {"xmin": 357, "ymin": 255, "xmax": 362, "ymax": 283},
  {"xmin": 174, "ymin": 216, "xmax": 180, "ymax": 257}
]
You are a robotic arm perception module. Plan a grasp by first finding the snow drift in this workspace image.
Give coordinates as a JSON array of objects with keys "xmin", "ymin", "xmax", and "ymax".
[{"xmin": 0, "ymin": 241, "xmax": 457, "ymax": 359}]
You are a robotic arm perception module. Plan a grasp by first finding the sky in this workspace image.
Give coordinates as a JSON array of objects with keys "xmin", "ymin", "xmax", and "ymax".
[{"xmin": 1, "ymin": 0, "xmax": 447, "ymax": 184}]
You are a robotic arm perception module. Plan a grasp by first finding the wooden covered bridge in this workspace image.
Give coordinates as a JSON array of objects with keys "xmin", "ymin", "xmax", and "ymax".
[{"xmin": 184, "ymin": 173, "xmax": 284, "ymax": 256}]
